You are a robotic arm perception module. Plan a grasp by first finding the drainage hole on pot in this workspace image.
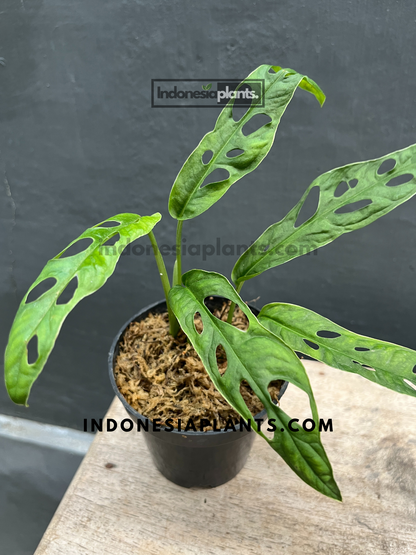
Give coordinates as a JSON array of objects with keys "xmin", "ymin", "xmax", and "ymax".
[
  {"xmin": 216, "ymin": 344, "xmax": 228, "ymax": 375},
  {"xmin": 194, "ymin": 312, "xmax": 204, "ymax": 335}
]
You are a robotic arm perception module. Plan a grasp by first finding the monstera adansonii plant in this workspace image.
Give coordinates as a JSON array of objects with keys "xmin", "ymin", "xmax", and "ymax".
[{"xmin": 5, "ymin": 64, "xmax": 416, "ymax": 501}]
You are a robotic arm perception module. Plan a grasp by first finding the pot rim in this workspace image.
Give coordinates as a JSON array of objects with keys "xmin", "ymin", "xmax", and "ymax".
[{"xmin": 108, "ymin": 298, "xmax": 289, "ymax": 437}]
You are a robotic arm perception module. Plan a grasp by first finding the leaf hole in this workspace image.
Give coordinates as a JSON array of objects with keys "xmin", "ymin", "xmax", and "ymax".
[
  {"xmin": 353, "ymin": 360, "xmax": 375, "ymax": 371},
  {"xmin": 295, "ymin": 186, "xmax": 320, "ymax": 228},
  {"xmin": 386, "ymin": 173, "xmax": 413, "ymax": 187},
  {"xmin": 97, "ymin": 220, "xmax": 120, "ymax": 228},
  {"xmin": 232, "ymin": 105, "xmax": 251, "ymax": 122},
  {"xmin": 202, "ymin": 150, "xmax": 213, "ymax": 165},
  {"xmin": 268, "ymin": 67, "xmax": 278, "ymax": 74},
  {"xmin": 241, "ymin": 114, "xmax": 272, "ymax": 137},
  {"xmin": 226, "ymin": 148, "xmax": 244, "ymax": 158},
  {"xmin": 335, "ymin": 199, "xmax": 372, "ymax": 214},
  {"xmin": 348, "ymin": 178, "xmax": 358, "ymax": 188},
  {"xmin": 203, "ymin": 297, "xmax": 249, "ymax": 330},
  {"xmin": 334, "ymin": 181, "xmax": 349, "ymax": 198},
  {"xmin": 239, "ymin": 380, "xmax": 264, "ymax": 418},
  {"xmin": 200, "ymin": 168, "xmax": 230, "ymax": 188},
  {"xmin": 102, "ymin": 233, "xmax": 121, "ymax": 247},
  {"xmin": 216, "ymin": 344, "xmax": 228, "ymax": 375},
  {"xmin": 26, "ymin": 277, "xmax": 57, "ymax": 303},
  {"xmin": 203, "ymin": 297, "xmax": 233, "ymax": 317},
  {"xmin": 193, "ymin": 312, "xmax": 203, "ymax": 335},
  {"xmin": 413, "ymin": 365, "xmax": 416, "ymax": 374},
  {"xmin": 266, "ymin": 379, "xmax": 285, "ymax": 405},
  {"xmin": 403, "ymin": 379, "xmax": 416, "ymax": 392},
  {"xmin": 27, "ymin": 335, "xmax": 39, "ymax": 365},
  {"xmin": 355, "ymin": 346, "xmax": 370, "ymax": 352},
  {"xmin": 303, "ymin": 339, "xmax": 319, "ymax": 350},
  {"xmin": 377, "ymin": 158, "xmax": 396, "ymax": 175},
  {"xmin": 59, "ymin": 237, "xmax": 93, "ymax": 258},
  {"xmin": 56, "ymin": 276, "xmax": 78, "ymax": 305},
  {"xmin": 316, "ymin": 330, "xmax": 341, "ymax": 339}
]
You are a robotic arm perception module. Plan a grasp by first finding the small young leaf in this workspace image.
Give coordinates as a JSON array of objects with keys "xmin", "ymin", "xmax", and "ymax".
[
  {"xmin": 259, "ymin": 303, "xmax": 416, "ymax": 397},
  {"xmin": 4, "ymin": 213, "xmax": 161, "ymax": 406},
  {"xmin": 169, "ymin": 64, "xmax": 325, "ymax": 221},
  {"xmin": 232, "ymin": 143, "xmax": 416, "ymax": 283},
  {"xmin": 169, "ymin": 270, "xmax": 341, "ymax": 501}
]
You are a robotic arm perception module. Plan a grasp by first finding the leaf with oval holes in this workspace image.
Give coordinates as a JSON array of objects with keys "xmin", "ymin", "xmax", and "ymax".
[
  {"xmin": 258, "ymin": 303, "xmax": 416, "ymax": 397},
  {"xmin": 168, "ymin": 270, "xmax": 341, "ymax": 500},
  {"xmin": 168, "ymin": 64, "xmax": 325, "ymax": 220},
  {"xmin": 4, "ymin": 213, "xmax": 161, "ymax": 406},
  {"xmin": 232, "ymin": 143, "xmax": 416, "ymax": 283}
]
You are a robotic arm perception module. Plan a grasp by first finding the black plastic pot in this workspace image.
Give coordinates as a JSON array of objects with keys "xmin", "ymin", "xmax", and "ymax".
[{"xmin": 108, "ymin": 298, "xmax": 288, "ymax": 488}]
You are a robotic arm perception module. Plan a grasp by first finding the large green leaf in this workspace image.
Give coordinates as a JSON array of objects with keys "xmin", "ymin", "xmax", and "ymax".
[
  {"xmin": 5, "ymin": 213, "xmax": 161, "ymax": 405},
  {"xmin": 259, "ymin": 303, "xmax": 416, "ymax": 397},
  {"xmin": 169, "ymin": 270, "xmax": 341, "ymax": 500},
  {"xmin": 168, "ymin": 64, "xmax": 324, "ymax": 221},
  {"xmin": 232, "ymin": 143, "xmax": 416, "ymax": 283}
]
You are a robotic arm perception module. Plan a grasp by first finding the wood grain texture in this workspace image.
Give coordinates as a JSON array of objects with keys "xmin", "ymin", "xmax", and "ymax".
[{"xmin": 35, "ymin": 361, "xmax": 416, "ymax": 555}]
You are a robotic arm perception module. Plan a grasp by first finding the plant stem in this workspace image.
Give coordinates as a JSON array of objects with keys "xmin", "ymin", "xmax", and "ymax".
[
  {"xmin": 175, "ymin": 220, "xmax": 184, "ymax": 286},
  {"xmin": 148, "ymin": 231, "xmax": 180, "ymax": 336},
  {"xmin": 227, "ymin": 281, "xmax": 244, "ymax": 324}
]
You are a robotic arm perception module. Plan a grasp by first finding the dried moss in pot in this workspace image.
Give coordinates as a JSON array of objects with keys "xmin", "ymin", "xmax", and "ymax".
[{"xmin": 114, "ymin": 303, "xmax": 283, "ymax": 431}]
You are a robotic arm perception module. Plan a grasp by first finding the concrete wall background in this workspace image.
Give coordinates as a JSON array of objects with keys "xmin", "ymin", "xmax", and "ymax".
[{"xmin": 1, "ymin": 0, "xmax": 416, "ymax": 429}]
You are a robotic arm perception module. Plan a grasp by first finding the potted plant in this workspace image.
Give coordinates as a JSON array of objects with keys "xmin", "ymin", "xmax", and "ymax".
[{"xmin": 4, "ymin": 64, "xmax": 416, "ymax": 501}]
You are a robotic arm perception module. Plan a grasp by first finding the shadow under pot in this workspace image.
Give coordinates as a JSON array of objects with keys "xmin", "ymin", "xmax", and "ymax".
[{"xmin": 108, "ymin": 297, "xmax": 288, "ymax": 488}]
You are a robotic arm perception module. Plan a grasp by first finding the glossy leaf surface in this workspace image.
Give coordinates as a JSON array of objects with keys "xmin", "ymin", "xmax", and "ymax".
[
  {"xmin": 169, "ymin": 270, "xmax": 341, "ymax": 500},
  {"xmin": 232, "ymin": 143, "xmax": 416, "ymax": 283},
  {"xmin": 168, "ymin": 64, "xmax": 324, "ymax": 220},
  {"xmin": 5, "ymin": 213, "xmax": 161, "ymax": 405},
  {"xmin": 259, "ymin": 303, "xmax": 416, "ymax": 397}
]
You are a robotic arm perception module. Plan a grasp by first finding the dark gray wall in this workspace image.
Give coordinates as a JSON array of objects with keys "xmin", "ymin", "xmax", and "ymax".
[{"xmin": 1, "ymin": 0, "xmax": 416, "ymax": 429}]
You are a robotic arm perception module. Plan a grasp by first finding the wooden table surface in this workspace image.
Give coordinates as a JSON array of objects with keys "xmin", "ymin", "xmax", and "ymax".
[{"xmin": 35, "ymin": 361, "xmax": 416, "ymax": 555}]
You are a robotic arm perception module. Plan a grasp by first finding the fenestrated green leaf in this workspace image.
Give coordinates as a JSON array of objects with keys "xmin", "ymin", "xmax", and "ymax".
[
  {"xmin": 168, "ymin": 270, "xmax": 341, "ymax": 500},
  {"xmin": 5, "ymin": 213, "xmax": 161, "ymax": 406},
  {"xmin": 232, "ymin": 143, "xmax": 416, "ymax": 283},
  {"xmin": 259, "ymin": 303, "xmax": 416, "ymax": 397},
  {"xmin": 168, "ymin": 64, "xmax": 324, "ymax": 221}
]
